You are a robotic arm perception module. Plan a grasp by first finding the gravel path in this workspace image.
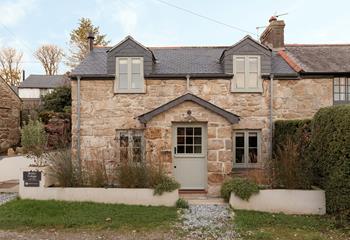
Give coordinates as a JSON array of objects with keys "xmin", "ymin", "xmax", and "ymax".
[
  {"xmin": 179, "ymin": 204, "xmax": 238, "ymax": 240},
  {"xmin": 0, "ymin": 193, "xmax": 17, "ymax": 205}
]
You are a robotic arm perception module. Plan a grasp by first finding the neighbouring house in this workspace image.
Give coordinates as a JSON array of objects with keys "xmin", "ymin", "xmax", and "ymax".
[
  {"xmin": 18, "ymin": 74, "xmax": 69, "ymax": 110},
  {"xmin": 0, "ymin": 77, "xmax": 22, "ymax": 153},
  {"xmin": 70, "ymin": 17, "xmax": 350, "ymax": 195}
]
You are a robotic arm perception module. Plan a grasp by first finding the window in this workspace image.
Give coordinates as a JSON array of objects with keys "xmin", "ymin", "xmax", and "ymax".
[
  {"xmin": 334, "ymin": 77, "xmax": 350, "ymax": 104},
  {"xmin": 233, "ymin": 131, "xmax": 260, "ymax": 167},
  {"xmin": 175, "ymin": 127, "xmax": 202, "ymax": 154},
  {"xmin": 115, "ymin": 130, "xmax": 144, "ymax": 162},
  {"xmin": 231, "ymin": 55, "xmax": 262, "ymax": 93},
  {"xmin": 115, "ymin": 57, "xmax": 144, "ymax": 93}
]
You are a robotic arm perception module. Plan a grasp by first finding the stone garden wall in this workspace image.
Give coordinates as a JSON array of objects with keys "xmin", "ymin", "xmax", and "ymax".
[{"xmin": 0, "ymin": 79, "xmax": 21, "ymax": 153}]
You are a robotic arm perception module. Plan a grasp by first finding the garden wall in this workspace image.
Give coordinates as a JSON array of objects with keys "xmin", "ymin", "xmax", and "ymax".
[
  {"xmin": 19, "ymin": 168, "xmax": 179, "ymax": 207},
  {"xmin": 229, "ymin": 189, "xmax": 326, "ymax": 215}
]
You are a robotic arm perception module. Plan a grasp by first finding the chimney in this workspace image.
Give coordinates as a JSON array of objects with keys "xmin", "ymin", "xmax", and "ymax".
[
  {"xmin": 260, "ymin": 16, "xmax": 285, "ymax": 50},
  {"xmin": 87, "ymin": 32, "xmax": 95, "ymax": 52}
]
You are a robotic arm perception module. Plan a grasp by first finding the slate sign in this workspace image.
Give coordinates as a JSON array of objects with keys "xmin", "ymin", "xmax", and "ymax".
[{"xmin": 23, "ymin": 171, "xmax": 41, "ymax": 187}]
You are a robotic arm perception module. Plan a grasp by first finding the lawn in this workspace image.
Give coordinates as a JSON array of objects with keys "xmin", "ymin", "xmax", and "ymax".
[
  {"xmin": 0, "ymin": 199, "xmax": 178, "ymax": 230},
  {"xmin": 234, "ymin": 210, "xmax": 350, "ymax": 240}
]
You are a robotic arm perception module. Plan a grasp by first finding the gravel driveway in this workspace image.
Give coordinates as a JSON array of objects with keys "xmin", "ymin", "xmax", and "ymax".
[
  {"xmin": 179, "ymin": 204, "xmax": 238, "ymax": 240},
  {"xmin": 0, "ymin": 193, "xmax": 17, "ymax": 205}
]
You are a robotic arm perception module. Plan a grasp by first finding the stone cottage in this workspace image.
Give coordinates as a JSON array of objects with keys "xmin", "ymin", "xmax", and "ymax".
[
  {"xmin": 70, "ymin": 18, "xmax": 349, "ymax": 195},
  {"xmin": 0, "ymin": 77, "xmax": 22, "ymax": 153}
]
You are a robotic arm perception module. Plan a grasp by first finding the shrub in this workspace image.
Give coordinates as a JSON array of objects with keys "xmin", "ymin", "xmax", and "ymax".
[
  {"xmin": 83, "ymin": 161, "xmax": 109, "ymax": 187},
  {"xmin": 46, "ymin": 149, "xmax": 80, "ymax": 187},
  {"xmin": 308, "ymin": 105, "xmax": 350, "ymax": 224},
  {"xmin": 115, "ymin": 161, "xmax": 180, "ymax": 195},
  {"xmin": 21, "ymin": 120, "xmax": 47, "ymax": 166},
  {"xmin": 221, "ymin": 178, "xmax": 259, "ymax": 202},
  {"xmin": 270, "ymin": 137, "xmax": 312, "ymax": 189},
  {"xmin": 153, "ymin": 175, "xmax": 180, "ymax": 195},
  {"xmin": 176, "ymin": 198, "xmax": 189, "ymax": 209},
  {"xmin": 41, "ymin": 86, "xmax": 71, "ymax": 113}
]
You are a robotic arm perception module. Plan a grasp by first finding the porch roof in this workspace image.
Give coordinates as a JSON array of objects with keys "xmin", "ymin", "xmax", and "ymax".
[{"xmin": 138, "ymin": 93, "xmax": 240, "ymax": 124}]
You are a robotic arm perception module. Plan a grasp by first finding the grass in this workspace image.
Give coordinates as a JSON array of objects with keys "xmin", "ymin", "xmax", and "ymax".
[
  {"xmin": 0, "ymin": 199, "xmax": 178, "ymax": 230},
  {"xmin": 234, "ymin": 210, "xmax": 350, "ymax": 240}
]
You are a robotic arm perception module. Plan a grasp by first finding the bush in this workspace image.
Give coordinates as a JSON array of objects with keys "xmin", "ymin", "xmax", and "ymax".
[
  {"xmin": 176, "ymin": 198, "xmax": 189, "ymax": 209},
  {"xmin": 308, "ymin": 105, "xmax": 350, "ymax": 224},
  {"xmin": 46, "ymin": 149, "xmax": 80, "ymax": 187},
  {"xmin": 41, "ymin": 86, "xmax": 71, "ymax": 113},
  {"xmin": 83, "ymin": 161, "xmax": 109, "ymax": 187},
  {"xmin": 115, "ymin": 161, "xmax": 180, "ymax": 195},
  {"xmin": 21, "ymin": 120, "xmax": 47, "ymax": 166},
  {"xmin": 221, "ymin": 178, "xmax": 259, "ymax": 201}
]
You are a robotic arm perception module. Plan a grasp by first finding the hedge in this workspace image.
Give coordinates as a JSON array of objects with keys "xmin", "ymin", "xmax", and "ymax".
[{"xmin": 308, "ymin": 105, "xmax": 350, "ymax": 223}]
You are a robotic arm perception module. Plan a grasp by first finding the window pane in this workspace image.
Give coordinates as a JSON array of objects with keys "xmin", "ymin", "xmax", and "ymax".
[
  {"xmin": 120, "ymin": 133, "xmax": 129, "ymax": 147},
  {"xmin": 177, "ymin": 145, "xmax": 184, "ymax": 153},
  {"xmin": 236, "ymin": 57, "xmax": 245, "ymax": 73},
  {"xmin": 248, "ymin": 132, "xmax": 258, "ymax": 148},
  {"xmin": 334, "ymin": 78, "xmax": 340, "ymax": 85},
  {"xmin": 334, "ymin": 93, "xmax": 340, "ymax": 101},
  {"xmin": 186, "ymin": 128, "xmax": 193, "ymax": 136},
  {"xmin": 236, "ymin": 73, "xmax": 245, "ymax": 89},
  {"xmin": 194, "ymin": 127, "xmax": 202, "ymax": 135},
  {"xmin": 340, "ymin": 77, "xmax": 346, "ymax": 85},
  {"xmin": 248, "ymin": 73, "xmax": 258, "ymax": 88},
  {"xmin": 177, "ymin": 128, "xmax": 185, "ymax": 135},
  {"xmin": 249, "ymin": 57, "xmax": 258, "ymax": 73},
  {"xmin": 185, "ymin": 136, "xmax": 193, "ymax": 144},
  {"xmin": 248, "ymin": 148, "xmax": 258, "ymax": 163},
  {"xmin": 177, "ymin": 137, "xmax": 184, "ymax": 144},
  {"xmin": 131, "ymin": 73, "xmax": 142, "ymax": 89},
  {"xmin": 119, "ymin": 73, "xmax": 128, "ymax": 89},
  {"xmin": 235, "ymin": 133, "xmax": 244, "ymax": 148},
  {"xmin": 119, "ymin": 59, "xmax": 128, "ymax": 74},
  {"xmin": 132, "ymin": 59, "xmax": 141, "ymax": 73},
  {"xmin": 194, "ymin": 137, "xmax": 201, "ymax": 144},
  {"xmin": 194, "ymin": 146, "xmax": 201, "ymax": 153},
  {"xmin": 185, "ymin": 146, "xmax": 193, "ymax": 153},
  {"xmin": 235, "ymin": 148, "xmax": 244, "ymax": 163}
]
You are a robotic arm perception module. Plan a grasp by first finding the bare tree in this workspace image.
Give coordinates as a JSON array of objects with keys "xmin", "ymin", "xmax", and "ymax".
[
  {"xmin": 0, "ymin": 47, "xmax": 23, "ymax": 86},
  {"xmin": 34, "ymin": 44, "xmax": 64, "ymax": 75}
]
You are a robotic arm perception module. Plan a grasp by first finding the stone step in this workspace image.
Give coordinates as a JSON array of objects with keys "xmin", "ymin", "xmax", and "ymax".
[{"xmin": 0, "ymin": 180, "xmax": 19, "ymax": 193}]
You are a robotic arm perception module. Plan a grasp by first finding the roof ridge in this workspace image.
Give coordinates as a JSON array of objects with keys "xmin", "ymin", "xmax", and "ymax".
[
  {"xmin": 149, "ymin": 46, "xmax": 229, "ymax": 49},
  {"xmin": 286, "ymin": 43, "xmax": 350, "ymax": 47}
]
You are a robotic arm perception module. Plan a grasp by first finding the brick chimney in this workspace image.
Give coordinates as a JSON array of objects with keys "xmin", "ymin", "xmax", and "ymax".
[
  {"xmin": 260, "ymin": 16, "xmax": 285, "ymax": 50},
  {"xmin": 87, "ymin": 32, "xmax": 95, "ymax": 52}
]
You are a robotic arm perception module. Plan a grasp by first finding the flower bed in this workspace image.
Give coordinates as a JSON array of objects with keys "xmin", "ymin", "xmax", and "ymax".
[
  {"xmin": 19, "ymin": 167, "xmax": 179, "ymax": 207},
  {"xmin": 229, "ymin": 189, "xmax": 326, "ymax": 215}
]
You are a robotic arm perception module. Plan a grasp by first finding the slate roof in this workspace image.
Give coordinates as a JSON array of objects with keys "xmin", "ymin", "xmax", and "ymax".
[
  {"xmin": 285, "ymin": 44, "xmax": 350, "ymax": 73},
  {"xmin": 19, "ymin": 75, "xmax": 70, "ymax": 88},
  {"xmin": 70, "ymin": 40, "xmax": 350, "ymax": 78}
]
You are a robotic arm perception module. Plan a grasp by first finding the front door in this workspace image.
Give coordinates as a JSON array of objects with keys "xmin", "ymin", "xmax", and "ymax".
[{"xmin": 172, "ymin": 123, "xmax": 207, "ymax": 190}]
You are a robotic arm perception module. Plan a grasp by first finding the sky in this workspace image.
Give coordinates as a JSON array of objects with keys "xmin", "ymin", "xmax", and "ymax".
[{"xmin": 0, "ymin": 0, "xmax": 350, "ymax": 77}]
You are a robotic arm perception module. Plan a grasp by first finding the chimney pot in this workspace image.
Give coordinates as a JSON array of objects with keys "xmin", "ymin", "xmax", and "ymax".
[
  {"xmin": 269, "ymin": 16, "xmax": 277, "ymax": 22},
  {"xmin": 87, "ymin": 32, "xmax": 95, "ymax": 52}
]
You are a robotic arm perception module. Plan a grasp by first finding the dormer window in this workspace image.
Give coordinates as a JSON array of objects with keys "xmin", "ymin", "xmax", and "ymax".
[
  {"xmin": 114, "ymin": 57, "xmax": 145, "ymax": 93},
  {"xmin": 231, "ymin": 55, "xmax": 262, "ymax": 93}
]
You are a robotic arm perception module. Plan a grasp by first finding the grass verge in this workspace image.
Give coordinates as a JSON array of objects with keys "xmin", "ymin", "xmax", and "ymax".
[
  {"xmin": 234, "ymin": 210, "xmax": 349, "ymax": 240},
  {"xmin": 0, "ymin": 199, "xmax": 177, "ymax": 230}
]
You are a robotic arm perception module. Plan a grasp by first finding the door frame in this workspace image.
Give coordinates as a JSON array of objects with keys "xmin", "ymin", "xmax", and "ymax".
[{"xmin": 171, "ymin": 122, "xmax": 208, "ymax": 190}]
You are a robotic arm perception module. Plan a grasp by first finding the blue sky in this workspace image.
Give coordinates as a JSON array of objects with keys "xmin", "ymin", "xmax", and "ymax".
[{"xmin": 0, "ymin": 0, "xmax": 349, "ymax": 76}]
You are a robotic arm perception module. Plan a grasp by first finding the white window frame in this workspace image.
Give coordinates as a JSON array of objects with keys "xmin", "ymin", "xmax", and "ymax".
[
  {"xmin": 333, "ymin": 77, "xmax": 350, "ymax": 104},
  {"xmin": 233, "ymin": 130, "xmax": 261, "ymax": 168},
  {"xmin": 231, "ymin": 55, "xmax": 263, "ymax": 93},
  {"xmin": 114, "ymin": 57, "xmax": 145, "ymax": 93}
]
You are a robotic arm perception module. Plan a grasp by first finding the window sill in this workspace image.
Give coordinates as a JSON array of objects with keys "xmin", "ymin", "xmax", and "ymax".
[
  {"xmin": 114, "ymin": 89, "xmax": 146, "ymax": 94},
  {"xmin": 232, "ymin": 163, "xmax": 261, "ymax": 169},
  {"xmin": 231, "ymin": 89, "xmax": 263, "ymax": 94}
]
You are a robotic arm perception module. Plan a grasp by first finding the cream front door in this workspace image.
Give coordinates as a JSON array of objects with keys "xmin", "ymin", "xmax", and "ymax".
[{"xmin": 172, "ymin": 124, "xmax": 207, "ymax": 190}]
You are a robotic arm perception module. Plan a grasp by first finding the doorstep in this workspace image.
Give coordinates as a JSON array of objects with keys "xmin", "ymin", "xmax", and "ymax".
[{"xmin": 179, "ymin": 189, "xmax": 226, "ymax": 205}]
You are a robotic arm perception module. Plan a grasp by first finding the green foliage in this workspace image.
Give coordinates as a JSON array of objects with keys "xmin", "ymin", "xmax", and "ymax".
[
  {"xmin": 21, "ymin": 120, "xmax": 47, "ymax": 165},
  {"xmin": 176, "ymin": 198, "xmax": 189, "ymax": 209},
  {"xmin": 46, "ymin": 149, "xmax": 80, "ymax": 187},
  {"xmin": 0, "ymin": 199, "xmax": 177, "ymax": 230},
  {"xmin": 234, "ymin": 210, "xmax": 347, "ymax": 240},
  {"xmin": 153, "ymin": 175, "xmax": 180, "ymax": 196},
  {"xmin": 67, "ymin": 17, "xmax": 110, "ymax": 68},
  {"xmin": 308, "ymin": 105, "xmax": 350, "ymax": 225},
  {"xmin": 116, "ymin": 161, "xmax": 180, "ymax": 195},
  {"xmin": 221, "ymin": 178, "xmax": 259, "ymax": 201},
  {"xmin": 41, "ymin": 86, "xmax": 71, "ymax": 113}
]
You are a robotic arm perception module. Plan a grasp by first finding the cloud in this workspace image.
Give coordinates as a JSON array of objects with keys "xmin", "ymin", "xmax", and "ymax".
[
  {"xmin": 0, "ymin": 0, "xmax": 37, "ymax": 26},
  {"xmin": 115, "ymin": 5, "xmax": 138, "ymax": 35}
]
